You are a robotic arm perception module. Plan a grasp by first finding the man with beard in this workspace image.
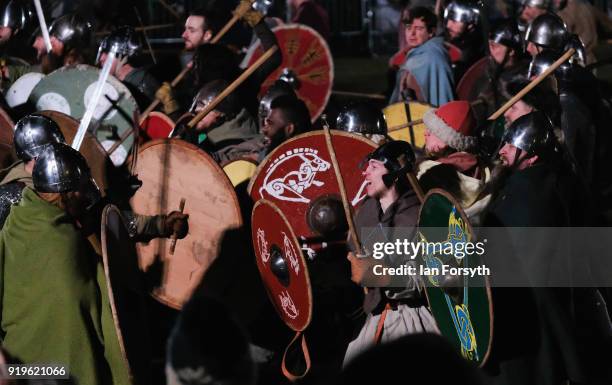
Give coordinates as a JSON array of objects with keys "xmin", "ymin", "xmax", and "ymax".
[
  {"xmin": 212, "ymin": 94, "xmax": 311, "ymax": 164},
  {"xmin": 469, "ymin": 20, "xmax": 529, "ymax": 126},
  {"xmin": 442, "ymin": 0, "xmax": 486, "ymax": 82},
  {"xmin": 182, "ymin": 7, "xmax": 223, "ymax": 52},
  {"xmin": 481, "ymin": 110, "xmax": 612, "ymax": 385}
]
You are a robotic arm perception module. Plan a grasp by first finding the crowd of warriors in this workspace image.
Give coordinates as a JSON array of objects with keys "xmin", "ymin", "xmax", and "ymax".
[{"xmin": 0, "ymin": 0, "xmax": 611, "ymax": 384}]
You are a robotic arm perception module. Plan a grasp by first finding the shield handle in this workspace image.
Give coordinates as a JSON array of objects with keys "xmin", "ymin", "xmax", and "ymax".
[{"xmin": 281, "ymin": 331, "xmax": 311, "ymax": 381}]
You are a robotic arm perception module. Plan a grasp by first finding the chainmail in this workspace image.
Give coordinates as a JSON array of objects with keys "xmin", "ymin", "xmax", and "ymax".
[
  {"xmin": 121, "ymin": 210, "xmax": 139, "ymax": 238},
  {"xmin": 0, "ymin": 182, "xmax": 25, "ymax": 229}
]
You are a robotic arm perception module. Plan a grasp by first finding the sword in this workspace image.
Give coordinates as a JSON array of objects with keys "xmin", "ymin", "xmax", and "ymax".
[
  {"xmin": 33, "ymin": 0, "xmax": 52, "ymax": 53},
  {"xmin": 72, "ymin": 45, "xmax": 118, "ymax": 151}
]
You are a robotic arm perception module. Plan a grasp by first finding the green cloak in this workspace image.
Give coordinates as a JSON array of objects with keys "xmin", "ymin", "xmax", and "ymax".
[{"xmin": 0, "ymin": 188, "xmax": 132, "ymax": 385}]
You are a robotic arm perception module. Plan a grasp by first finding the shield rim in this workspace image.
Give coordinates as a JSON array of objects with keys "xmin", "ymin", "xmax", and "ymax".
[
  {"xmin": 246, "ymin": 129, "xmax": 377, "ymax": 196},
  {"xmin": 100, "ymin": 204, "xmax": 134, "ymax": 380},
  {"xmin": 252, "ymin": 198, "xmax": 313, "ymax": 331},
  {"xmin": 242, "ymin": 23, "xmax": 334, "ymax": 123},
  {"xmin": 133, "ymin": 138, "xmax": 243, "ymax": 309},
  {"xmin": 417, "ymin": 188, "xmax": 494, "ymax": 367}
]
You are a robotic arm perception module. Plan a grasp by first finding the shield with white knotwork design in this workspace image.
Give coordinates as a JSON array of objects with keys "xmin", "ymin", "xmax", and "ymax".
[
  {"xmin": 247, "ymin": 130, "xmax": 376, "ymax": 241},
  {"xmin": 252, "ymin": 199, "xmax": 312, "ymax": 331},
  {"xmin": 242, "ymin": 23, "xmax": 333, "ymax": 122},
  {"xmin": 417, "ymin": 188, "xmax": 493, "ymax": 366}
]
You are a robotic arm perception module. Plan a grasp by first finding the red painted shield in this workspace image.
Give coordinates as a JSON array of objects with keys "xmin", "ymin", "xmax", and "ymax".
[
  {"xmin": 244, "ymin": 24, "xmax": 333, "ymax": 122},
  {"xmin": 456, "ymin": 57, "xmax": 489, "ymax": 101},
  {"xmin": 446, "ymin": 42, "xmax": 463, "ymax": 63},
  {"xmin": 247, "ymin": 130, "xmax": 376, "ymax": 240},
  {"xmin": 252, "ymin": 199, "xmax": 312, "ymax": 331},
  {"xmin": 139, "ymin": 111, "xmax": 175, "ymax": 140}
]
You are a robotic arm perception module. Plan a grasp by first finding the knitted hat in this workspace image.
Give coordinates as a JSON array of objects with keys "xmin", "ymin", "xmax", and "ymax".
[{"xmin": 423, "ymin": 101, "xmax": 477, "ymax": 151}]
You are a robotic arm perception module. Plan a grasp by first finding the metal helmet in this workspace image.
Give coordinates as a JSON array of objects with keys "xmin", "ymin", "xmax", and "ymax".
[
  {"xmin": 336, "ymin": 103, "xmax": 387, "ymax": 136},
  {"xmin": 502, "ymin": 110, "xmax": 556, "ymax": 156},
  {"xmin": 190, "ymin": 79, "xmax": 241, "ymax": 117},
  {"xmin": 252, "ymin": 0, "xmax": 274, "ymax": 15},
  {"xmin": 32, "ymin": 142, "xmax": 98, "ymax": 197},
  {"xmin": 444, "ymin": 0, "xmax": 480, "ymax": 25},
  {"xmin": 363, "ymin": 140, "xmax": 416, "ymax": 188},
  {"xmin": 527, "ymin": 49, "xmax": 571, "ymax": 79},
  {"xmin": 564, "ymin": 33, "xmax": 586, "ymax": 66},
  {"xmin": 489, "ymin": 19, "xmax": 523, "ymax": 52},
  {"xmin": 258, "ymin": 79, "xmax": 296, "ymax": 126},
  {"xmin": 96, "ymin": 25, "xmax": 141, "ymax": 64},
  {"xmin": 0, "ymin": 0, "xmax": 33, "ymax": 33},
  {"xmin": 525, "ymin": 13, "xmax": 568, "ymax": 51},
  {"xmin": 48, "ymin": 13, "xmax": 92, "ymax": 51},
  {"xmin": 13, "ymin": 114, "xmax": 65, "ymax": 161},
  {"xmin": 522, "ymin": 0, "xmax": 551, "ymax": 9}
]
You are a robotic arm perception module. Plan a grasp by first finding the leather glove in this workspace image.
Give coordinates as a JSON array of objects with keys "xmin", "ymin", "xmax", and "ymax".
[
  {"xmin": 237, "ymin": 0, "xmax": 263, "ymax": 28},
  {"xmin": 164, "ymin": 211, "xmax": 189, "ymax": 239},
  {"xmin": 155, "ymin": 82, "xmax": 179, "ymax": 115}
]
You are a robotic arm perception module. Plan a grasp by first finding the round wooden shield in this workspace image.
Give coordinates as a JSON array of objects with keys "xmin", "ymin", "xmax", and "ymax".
[
  {"xmin": 243, "ymin": 24, "xmax": 333, "ymax": 122},
  {"xmin": 100, "ymin": 205, "xmax": 150, "ymax": 383},
  {"xmin": 0, "ymin": 107, "xmax": 14, "ymax": 147},
  {"xmin": 39, "ymin": 110, "xmax": 110, "ymax": 196},
  {"xmin": 28, "ymin": 64, "xmax": 138, "ymax": 160},
  {"xmin": 223, "ymin": 158, "xmax": 259, "ymax": 187},
  {"xmin": 247, "ymin": 130, "xmax": 376, "ymax": 240},
  {"xmin": 417, "ymin": 188, "xmax": 493, "ymax": 367},
  {"xmin": 456, "ymin": 57, "xmax": 489, "ymax": 101},
  {"xmin": 130, "ymin": 139, "xmax": 243, "ymax": 309},
  {"xmin": 6, "ymin": 72, "xmax": 45, "ymax": 109},
  {"xmin": 384, "ymin": 101, "xmax": 431, "ymax": 149},
  {"xmin": 139, "ymin": 111, "xmax": 175, "ymax": 141},
  {"xmin": 446, "ymin": 42, "xmax": 463, "ymax": 63},
  {"xmin": 252, "ymin": 199, "xmax": 312, "ymax": 331}
]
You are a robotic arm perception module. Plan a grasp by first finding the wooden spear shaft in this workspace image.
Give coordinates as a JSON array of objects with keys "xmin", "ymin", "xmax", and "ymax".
[
  {"xmin": 322, "ymin": 125, "xmax": 364, "ymax": 255},
  {"xmin": 186, "ymin": 46, "xmax": 278, "ymax": 129},
  {"xmin": 388, "ymin": 119, "xmax": 423, "ymax": 133},
  {"xmin": 488, "ymin": 48, "xmax": 575, "ymax": 121}
]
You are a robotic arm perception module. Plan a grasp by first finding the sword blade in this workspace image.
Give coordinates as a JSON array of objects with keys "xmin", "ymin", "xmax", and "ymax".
[
  {"xmin": 72, "ymin": 47, "xmax": 118, "ymax": 151},
  {"xmin": 33, "ymin": 0, "xmax": 52, "ymax": 53}
]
